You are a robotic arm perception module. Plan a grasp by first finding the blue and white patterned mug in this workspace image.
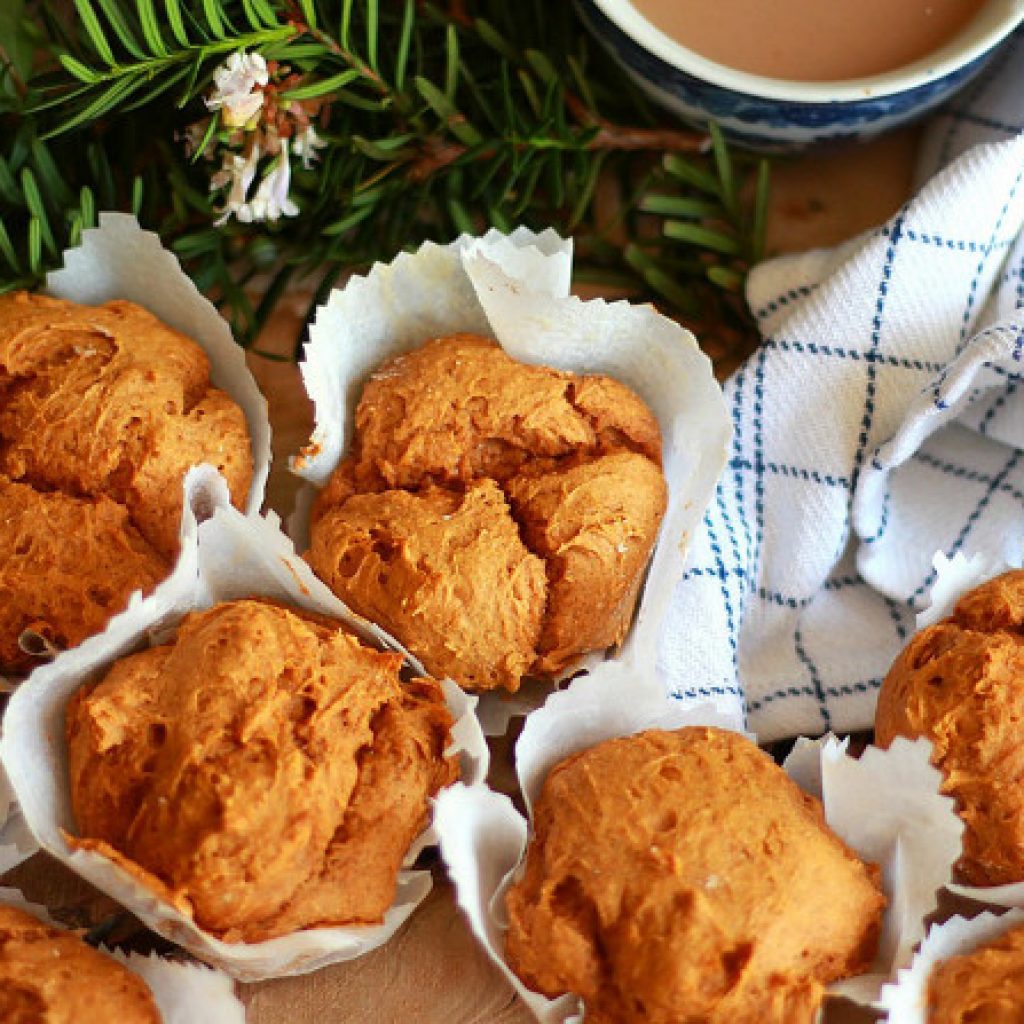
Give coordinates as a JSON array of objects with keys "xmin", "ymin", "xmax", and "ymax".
[{"xmin": 577, "ymin": 0, "xmax": 1024, "ymax": 150}]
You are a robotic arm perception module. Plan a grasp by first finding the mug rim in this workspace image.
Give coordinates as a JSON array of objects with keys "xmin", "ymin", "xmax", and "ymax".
[{"xmin": 590, "ymin": 0, "xmax": 1024, "ymax": 101}]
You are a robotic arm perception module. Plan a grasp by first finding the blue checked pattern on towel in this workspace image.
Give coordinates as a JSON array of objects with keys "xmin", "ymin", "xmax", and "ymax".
[{"xmin": 658, "ymin": 31, "xmax": 1024, "ymax": 742}]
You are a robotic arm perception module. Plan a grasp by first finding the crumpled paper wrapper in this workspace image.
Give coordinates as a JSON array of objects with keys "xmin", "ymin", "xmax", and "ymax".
[
  {"xmin": 288, "ymin": 228, "xmax": 730, "ymax": 732},
  {"xmin": 877, "ymin": 909, "xmax": 1024, "ymax": 1023},
  {"xmin": 435, "ymin": 664, "xmax": 959, "ymax": 1022},
  {"xmin": 783, "ymin": 736, "xmax": 963, "ymax": 1005},
  {"xmin": 0, "ymin": 886, "xmax": 245, "ymax": 1023},
  {"xmin": 0, "ymin": 470, "xmax": 489, "ymax": 981}
]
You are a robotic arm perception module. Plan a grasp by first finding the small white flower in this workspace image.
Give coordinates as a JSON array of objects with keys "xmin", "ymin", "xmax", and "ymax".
[
  {"xmin": 292, "ymin": 124, "xmax": 327, "ymax": 170},
  {"xmin": 211, "ymin": 144, "xmax": 261, "ymax": 226},
  {"xmin": 206, "ymin": 51, "xmax": 269, "ymax": 128},
  {"xmin": 238, "ymin": 137, "xmax": 299, "ymax": 224}
]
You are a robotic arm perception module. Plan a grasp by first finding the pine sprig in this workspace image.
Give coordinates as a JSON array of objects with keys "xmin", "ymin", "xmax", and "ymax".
[{"xmin": 0, "ymin": 0, "xmax": 770, "ymax": 367}]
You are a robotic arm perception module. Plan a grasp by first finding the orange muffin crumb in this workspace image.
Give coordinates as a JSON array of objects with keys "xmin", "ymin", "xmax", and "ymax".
[
  {"xmin": 65, "ymin": 600, "xmax": 458, "ymax": 942},
  {"xmin": 0, "ymin": 904, "xmax": 159, "ymax": 1023},
  {"xmin": 926, "ymin": 922, "xmax": 1024, "ymax": 1023},
  {"xmin": 308, "ymin": 334, "xmax": 667, "ymax": 692},
  {"xmin": 505, "ymin": 728, "xmax": 885, "ymax": 1024}
]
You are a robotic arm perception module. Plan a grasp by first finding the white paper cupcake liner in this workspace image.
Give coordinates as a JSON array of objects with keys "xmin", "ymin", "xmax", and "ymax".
[
  {"xmin": 877, "ymin": 909, "xmax": 1024, "ymax": 1023},
  {"xmin": 288, "ymin": 228, "xmax": 731, "ymax": 732},
  {"xmin": 436, "ymin": 663, "xmax": 961, "ymax": 1022},
  {"xmin": 784, "ymin": 736, "xmax": 963, "ymax": 1005},
  {"xmin": 0, "ymin": 886, "xmax": 245, "ymax": 1023},
  {"xmin": 0, "ymin": 471, "xmax": 489, "ymax": 981}
]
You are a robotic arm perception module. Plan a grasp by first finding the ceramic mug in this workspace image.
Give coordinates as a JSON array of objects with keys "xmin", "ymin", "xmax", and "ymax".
[{"xmin": 577, "ymin": 0, "xmax": 1024, "ymax": 150}]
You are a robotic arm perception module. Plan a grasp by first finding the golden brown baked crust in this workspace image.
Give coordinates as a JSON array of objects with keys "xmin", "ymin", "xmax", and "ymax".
[
  {"xmin": 308, "ymin": 479, "xmax": 547, "ymax": 692},
  {"xmin": 0, "ymin": 475, "xmax": 168, "ymax": 673},
  {"xmin": 0, "ymin": 291, "xmax": 253, "ymax": 673},
  {"xmin": 505, "ymin": 453, "xmax": 668, "ymax": 674},
  {"xmin": 504, "ymin": 727, "xmax": 885, "ymax": 1024},
  {"xmin": 926, "ymin": 922, "xmax": 1024, "ymax": 1023},
  {"xmin": 308, "ymin": 334, "xmax": 667, "ymax": 691},
  {"xmin": 65, "ymin": 599, "xmax": 458, "ymax": 942},
  {"xmin": 875, "ymin": 570, "xmax": 1024, "ymax": 886},
  {"xmin": 0, "ymin": 904, "xmax": 160, "ymax": 1024}
]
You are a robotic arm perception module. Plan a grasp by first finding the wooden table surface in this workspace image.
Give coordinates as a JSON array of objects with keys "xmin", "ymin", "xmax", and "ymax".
[{"xmin": 2, "ymin": 129, "xmax": 921, "ymax": 1023}]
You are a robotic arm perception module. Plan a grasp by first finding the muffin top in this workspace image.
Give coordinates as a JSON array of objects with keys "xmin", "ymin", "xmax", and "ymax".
[
  {"xmin": 0, "ymin": 904, "xmax": 160, "ymax": 1024},
  {"xmin": 876, "ymin": 570, "xmax": 1024, "ymax": 885},
  {"xmin": 308, "ymin": 334, "xmax": 668, "ymax": 691},
  {"xmin": 65, "ymin": 599, "xmax": 458, "ymax": 942},
  {"xmin": 0, "ymin": 291, "xmax": 254, "ymax": 673},
  {"xmin": 0, "ymin": 291, "xmax": 252, "ymax": 557},
  {"xmin": 926, "ymin": 922, "xmax": 1024, "ymax": 1023},
  {"xmin": 504, "ymin": 727, "xmax": 885, "ymax": 1024},
  {"xmin": 340, "ymin": 332, "xmax": 662, "ymax": 494}
]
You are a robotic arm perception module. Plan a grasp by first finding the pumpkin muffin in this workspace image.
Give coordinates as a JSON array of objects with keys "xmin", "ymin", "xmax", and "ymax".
[
  {"xmin": 504, "ymin": 727, "xmax": 885, "ymax": 1024},
  {"xmin": 876, "ymin": 570, "xmax": 1024, "ymax": 886},
  {"xmin": 0, "ymin": 291, "xmax": 253, "ymax": 673},
  {"xmin": 308, "ymin": 333, "xmax": 667, "ymax": 692},
  {"xmin": 926, "ymin": 921, "xmax": 1024, "ymax": 1023},
  {"xmin": 0, "ymin": 904, "xmax": 160, "ymax": 1023},
  {"xmin": 65, "ymin": 599, "xmax": 458, "ymax": 942}
]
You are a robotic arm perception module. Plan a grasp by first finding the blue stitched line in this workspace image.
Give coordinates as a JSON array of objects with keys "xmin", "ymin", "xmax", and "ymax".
[
  {"xmin": 764, "ymin": 337, "xmax": 943, "ymax": 374},
  {"xmin": 753, "ymin": 284, "xmax": 818, "ymax": 321},
  {"xmin": 978, "ymin": 379, "xmax": 1018, "ymax": 436},
  {"xmin": 715, "ymin": 482, "xmax": 745, "ymax": 671},
  {"xmin": 749, "ymin": 677, "xmax": 883, "ymax": 712},
  {"xmin": 884, "ymin": 595, "xmax": 910, "ymax": 643},
  {"xmin": 987, "ymin": 364, "xmax": 1024, "ymax": 382},
  {"xmin": 849, "ymin": 209, "xmax": 907, "ymax": 553},
  {"xmin": 729, "ymin": 366, "xmax": 755, "ymax": 568},
  {"xmin": 752, "ymin": 347, "xmax": 768, "ymax": 575},
  {"xmin": 749, "ymin": 685, "xmax": 815, "ymax": 712},
  {"xmin": 909, "ymin": 448, "xmax": 1024, "ymax": 601},
  {"xmin": 794, "ymin": 623, "xmax": 831, "ymax": 729},
  {"xmin": 704, "ymin": 510, "xmax": 738, "ymax": 655},
  {"xmin": 903, "ymin": 228, "xmax": 1018, "ymax": 253},
  {"xmin": 956, "ymin": 163, "xmax": 1024, "ymax": 355},
  {"xmin": 729, "ymin": 456, "xmax": 850, "ymax": 488},
  {"xmin": 673, "ymin": 684, "xmax": 744, "ymax": 702},
  {"xmin": 861, "ymin": 487, "xmax": 891, "ymax": 544},
  {"xmin": 913, "ymin": 450, "xmax": 1024, "ymax": 505}
]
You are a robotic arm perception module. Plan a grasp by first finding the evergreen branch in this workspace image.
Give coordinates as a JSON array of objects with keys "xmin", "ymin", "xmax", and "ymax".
[{"xmin": 0, "ymin": 0, "xmax": 770, "ymax": 370}]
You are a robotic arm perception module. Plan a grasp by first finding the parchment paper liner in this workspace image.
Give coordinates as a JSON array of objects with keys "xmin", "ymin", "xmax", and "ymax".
[
  {"xmin": 0, "ymin": 469, "xmax": 489, "ymax": 981},
  {"xmin": 0, "ymin": 886, "xmax": 245, "ymax": 1023},
  {"xmin": 877, "ymin": 908, "xmax": 1024, "ymax": 1023},
  {"xmin": 288, "ymin": 228, "xmax": 731, "ymax": 733},
  {"xmin": 435, "ymin": 659, "xmax": 961, "ymax": 1022}
]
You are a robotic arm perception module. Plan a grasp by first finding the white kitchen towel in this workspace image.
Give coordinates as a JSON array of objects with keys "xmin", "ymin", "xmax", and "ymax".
[{"xmin": 661, "ymin": 30, "xmax": 1024, "ymax": 741}]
